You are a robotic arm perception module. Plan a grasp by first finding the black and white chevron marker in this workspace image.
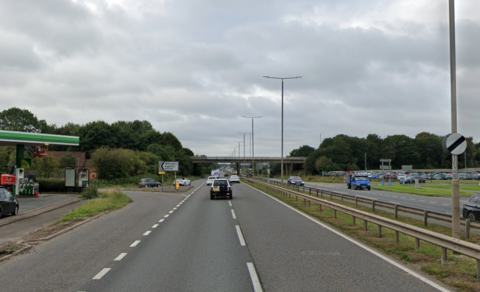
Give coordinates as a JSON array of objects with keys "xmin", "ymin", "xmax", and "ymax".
[{"xmin": 446, "ymin": 133, "xmax": 466, "ymax": 155}]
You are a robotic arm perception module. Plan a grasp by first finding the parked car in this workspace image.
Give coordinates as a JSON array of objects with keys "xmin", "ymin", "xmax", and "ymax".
[
  {"xmin": 229, "ymin": 175, "xmax": 240, "ymax": 183},
  {"xmin": 138, "ymin": 178, "xmax": 162, "ymax": 188},
  {"xmin": 0, "ymin": 187, "xmax": 19, "ymax": 218},
  {"xmin": 210, "ymin": 179, "xmax": 232, "ymax": 200},
  {"xmin": 403, "ymin": 176, "xmax": 426, "ymax": 184},
  {"xmin": 462, "ymin": 194, "xmax": 480, "ymax": 221},
  {"xmin": 432, "ymin": 173, "xmax": 447, "ymax": 180},
  {"xmin": 206, "ymin": 176, "xmax": 216, "ymax": 186},
  {"xmin": 173, "ymin": 178, "xmax": 191, "ymax": 186},
  {"xmin": 287, "ymin": 176, "xmax": 304, "ymax": 186}
]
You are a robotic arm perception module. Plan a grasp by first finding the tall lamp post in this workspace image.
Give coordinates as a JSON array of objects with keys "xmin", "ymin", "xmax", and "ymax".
[
  {"xmin": 238, "ymin": 132, "xmax": 250, "ymax": 172},
  {"xmin": 263, "ymin": 76, "xmax": 302, "ymax": 186},
  {"xmin": 242, "ymin": 116, "xmax": 262, "ymax": 174}
]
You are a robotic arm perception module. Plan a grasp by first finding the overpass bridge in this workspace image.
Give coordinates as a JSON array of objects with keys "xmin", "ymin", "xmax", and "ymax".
[{"xmin": 190, "ymin": 156, "xmax": 306, "ymax": 175}]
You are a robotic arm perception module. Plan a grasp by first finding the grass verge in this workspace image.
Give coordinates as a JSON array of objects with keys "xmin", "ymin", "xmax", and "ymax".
[
  {"xmin": 371, "ymin": 184, "xmax": 474, "ymax": 197},
  {"xmin": 245, "ymin": 180, "xmax": 480, "ymax": 292},
  {"xmin": 60, "ymin": 189, "xmax": 132, "ymax": 222}
]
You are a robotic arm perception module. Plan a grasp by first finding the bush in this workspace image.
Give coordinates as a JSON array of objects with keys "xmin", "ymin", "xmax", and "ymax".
[
  {"xmin": 37, "ymin": 178, "xmax": 67, "ymax": 193},
  {"xmin": 82, "ymin": 185, "xmax": 98, "ymax": 200}
]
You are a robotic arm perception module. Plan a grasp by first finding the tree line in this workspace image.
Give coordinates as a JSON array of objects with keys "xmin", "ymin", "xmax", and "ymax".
[
  {"xmin": 282, "ymin": 132, "xmax": 479, "ymax": 175},
  {"xmin": 0, "ymin": 107, "xmax": 215, "ymax": 179}
]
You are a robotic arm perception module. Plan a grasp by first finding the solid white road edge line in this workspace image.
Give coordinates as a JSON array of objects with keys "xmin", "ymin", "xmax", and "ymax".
[
  {"xmin": 244, "ymin": 183, "xmax": 452, "ymax": 292},
  {"xmin": 235, "ymin": 225, "xmax": 246, "ymax": 246},
  {"xmin": 143, "ymin": 231, "xmax": 152, "ymax": 236},
  {"xmin": 231, "ymin": 209, "xmax": 237, "ymax": 219},
  {"xmin": 247, "ymin": 262, "xmax": 263, "ymax": 292},
  {"xmin": 130, "ymin": 240, "xmax": 141, "ymax": 247},
  {"xmin": 92, "ymin": 268, "xmax": 111, "ymax": 280},
  {"xmin": 114, "ymin": 253, "xmax": 127, "ymax": 261}
]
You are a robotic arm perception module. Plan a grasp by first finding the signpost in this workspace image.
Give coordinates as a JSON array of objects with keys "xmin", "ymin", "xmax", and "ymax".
[
  {"xmin": 158, "ymin": 161, "xmax": 179, "ymax": 191},
  {"xmin": 445, "ymin": 133, "xmax": 466, "ymax": 240}
]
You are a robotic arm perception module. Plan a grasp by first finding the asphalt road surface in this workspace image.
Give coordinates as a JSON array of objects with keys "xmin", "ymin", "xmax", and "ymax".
[{"xmin": 0, "ymin": 179, "xmax": 452, "ymax": 291}]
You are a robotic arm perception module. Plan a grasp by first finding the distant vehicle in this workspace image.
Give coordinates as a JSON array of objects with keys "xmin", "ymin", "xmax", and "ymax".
[
  {"xmin": 345, "ymin": 174, "xmax": 371, "ymax": 190},
  {"xmin": 229, "ymin": 175, "xmax": 240, "ymax": 183},
  {"xmin": 173, "ymin": 178, "xmax": 191, "ymax": 186},
  {"xmin": 432, "ymin": 173, "xmax": 447, "ymax": 180},
  {"xmin": 206, "ymin": 176, "xmax": 216, "ymax": 186},
  {"xmin": 247, "ymin": 168, "xmax": 253, "ymax": 177},
  {"xmin": 224, "ymin": 173, "xmax": 229, "ymax": 177},
  {"xmin": 210, "ymin": 179, "xmax": 232, "ymax": 200},
  {"xmin": 462, "ymin": 194, "xmax": 480, "ymax": 221},
  {"xmin": 287, "ymin": 176, "xmax": 304, "ymax": 186},
  {"xmin": 0, "ymin": 187, "xmax": 19, "ymax": 217},
  {"xmin": 138, "ymin": 178, "xmax": 162, "ymax": 188}
]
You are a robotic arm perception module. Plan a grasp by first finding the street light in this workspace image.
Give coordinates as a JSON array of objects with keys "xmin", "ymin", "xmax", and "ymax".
[
  {"xmin": 263, "ymin": 75, "xmax": 302, "ymax": 186},
  {"xmin": 242, "ymin": 116, "xmax": 262, "ymax": 175}
]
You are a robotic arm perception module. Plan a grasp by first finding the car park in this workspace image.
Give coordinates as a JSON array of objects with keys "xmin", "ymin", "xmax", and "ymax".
[
  {"xmin": 0, "ymin": 187, "xmax": 19, "ymax": 218},
  {"xmin": 206, "ymin": 176, "xmax": 216, "ymax": 186},
  {"xmin": 462, "ymin": 194, "xmax": 480, "ymax": 221},
  {"xmin": 210, "ymin": 179, "xmax": 232, "ymax": 200},
  {"xmin": 173, "ymin": 178, "xmax": 191, "ymax": 186},
  {"xmin": 229, "ymin": 175, "xmax": 240, "ymax": 183},
  {"xmin": 138, "ymin": 178, "xmax": 162, "ymax": 188},
  {"xmin": 403, "ymin": 176, "xmax": 426, "ymax": 184},
  {"xmin": 287, "ymin": 176, "xmax": 304, "ymax": 186}
]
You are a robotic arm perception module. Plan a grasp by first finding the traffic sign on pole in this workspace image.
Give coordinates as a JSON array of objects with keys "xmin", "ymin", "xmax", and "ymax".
[
  {"xmin": 445, "ymin": 133, "xmax": 466, "ymax": 155},
  {"xmin": 159, "ymin": 161, "xmax": 179, "ymax": 172}
]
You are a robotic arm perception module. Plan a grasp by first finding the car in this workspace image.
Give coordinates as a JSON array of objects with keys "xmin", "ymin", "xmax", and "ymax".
[
  {"xmin": 224, "ymin": 173, "xmax": 229, "ymax": 177},
  {"xmin": 462, "ymin": 194, "xmax": 480, "ymax": 221},
  {"xmin": 210, "ymin": 179, "xmax": 232, "ymax": 200},
  {"xmin": 138, "ymin": 178, "xmax": 162, "ymax": 188},
  {"xmin": 173, "ymin": 178, "xmax": 191, "ymax": 186},
  {"xmin": 287, "ymin": 176, "xmax": 304, "ymax": 186},
  {"xmin": 0, "ymin": 187, "xmax": 19, "ymax": 218},
  {"xmin": 403, "ymin": 176, "xmax": 426, "ymax": 184},
  {"xmin": 206, "ymin": 176, "xmax": 216, "ymax": 186},
  {"xmin": 229, "ymin": 175, "xmax": 240, "ymax": 183}
]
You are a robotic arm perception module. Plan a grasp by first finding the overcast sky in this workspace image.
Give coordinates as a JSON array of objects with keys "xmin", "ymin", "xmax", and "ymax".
[{"xmin": 1, "ymin": 0, "xmax": 479, "ymax": 157}]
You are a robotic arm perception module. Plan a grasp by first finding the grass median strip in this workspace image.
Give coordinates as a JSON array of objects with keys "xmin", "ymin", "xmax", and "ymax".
[{"xmin": 246, "ymin": 180, "xmax": 480, "ymax": 292}]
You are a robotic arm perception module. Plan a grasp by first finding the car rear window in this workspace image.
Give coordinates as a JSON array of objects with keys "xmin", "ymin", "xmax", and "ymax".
[{"xmin": 214, "ymin": 180, "xmax": 228, "ymax": 186}]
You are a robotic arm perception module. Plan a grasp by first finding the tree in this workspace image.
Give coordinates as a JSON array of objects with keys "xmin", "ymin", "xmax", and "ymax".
[
  {"xmin": 0, "ymin": 107, "xmax": 44, "ymax": 132},
  {"xmin": 91, "ymin": 148, "xmax": 136, "ymax": 180},
  {"xmin": 315, "ymin": 156, "xmax": 334, "ymax": 173},
  {"xmin": 290, "ymin": 145, "xmax": 315, "ymax": 157},
  {"xmin": 79, "ymin": 121, "xmax": 115, "ymax": 157},
  {"xmin": 58, "ymin": 153, "xmax": 77, "ymax": 169},
  {"xmin": 33, "ymin": 156, "xmax": 59, "ymax": 178}
]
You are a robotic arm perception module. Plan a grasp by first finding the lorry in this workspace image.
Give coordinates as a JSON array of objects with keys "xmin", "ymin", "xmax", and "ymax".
[{"xmin": 345, "ymin": 174, "xmax": 371, "ymax": 190}]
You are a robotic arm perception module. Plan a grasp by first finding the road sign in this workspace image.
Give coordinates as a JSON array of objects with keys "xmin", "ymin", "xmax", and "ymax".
[
  {"xmin": 446, "ymin": 133, "xmax": 466, "ymax": 155},
  {"xmin": 159, "ymin": 161, "xmax": 179, "ymax": 172},
  {"xmin": 380, "ymin": 159, "xmax": 391, "ymax": 162}
]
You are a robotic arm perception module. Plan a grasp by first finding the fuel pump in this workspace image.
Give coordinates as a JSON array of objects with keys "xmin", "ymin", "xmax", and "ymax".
[{"xmin": 15, "ymin": 168, "xmax": 24, "ymax": 196}]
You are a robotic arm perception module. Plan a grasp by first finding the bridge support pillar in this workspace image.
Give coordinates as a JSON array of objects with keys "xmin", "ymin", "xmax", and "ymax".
[{"xmin": 236, "ymin": 163, "xmax": 240, "ymax": 175}]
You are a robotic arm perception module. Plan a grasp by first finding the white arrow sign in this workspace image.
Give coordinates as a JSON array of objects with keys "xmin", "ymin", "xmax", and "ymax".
[
  {"xmin": 446, "ymin": 133, "xmax": 466, "ymax": 155},
  {"xmin": 159, "ymin": 161, "xmax": 179, "ymax": 172}
]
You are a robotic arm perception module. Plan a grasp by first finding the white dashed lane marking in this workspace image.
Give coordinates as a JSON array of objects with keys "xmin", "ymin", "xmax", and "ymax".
[
  {"xmin": 114, "ymin": 253, "xmax": 127, "ymax": 261},
  {"xmin": 143, "ymin": 231, "xmax": 152, "ymax": 236},
  {"xmin": 231, "ymin": 210, "xmax": 237, "ymax": 219},
  {"xmin": 92, "ymin": 268, "xmax": 111, "ymax": 280},
  {"xmin": 130, "ymin": 240, "xmax": 141, "ymax": 247},
  {"xmin": 152, "ymin": 224, "xmax": 159, "ymax": 228},
  {"xmin": 235, "ymin": 225, "xmax": 246, "ymax": 246}
]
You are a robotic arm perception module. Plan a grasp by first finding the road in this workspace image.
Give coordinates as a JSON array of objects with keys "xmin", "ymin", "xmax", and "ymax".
[{"xmin": 0, "ymin": 179, "xmax": 451, "ymax": 291}]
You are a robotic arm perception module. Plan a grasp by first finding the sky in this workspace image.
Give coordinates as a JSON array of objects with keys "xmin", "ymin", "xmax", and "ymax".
[{"xmin": 0, "ymin": 0, "xmax": 479, "ymax": 157}]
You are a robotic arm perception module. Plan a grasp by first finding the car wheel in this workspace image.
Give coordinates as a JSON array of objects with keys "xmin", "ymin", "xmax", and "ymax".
[
  {"xmin": 229, "ymin": 194, "xmax": 233, "ymax": 200},
  {"xmin": 210, "ymin": 194, "xmax": 214, "ymax": 200},
  {"xmin": 367, "ymin": 186, "xmax": 371, "ymax": 191},
  {"xmin": 467, "ymin": 212, "xmax": 477, "ymax": 221},
  {"xmin": 12, "ymin": 205, "xmax": 18, "ymax": 216}
]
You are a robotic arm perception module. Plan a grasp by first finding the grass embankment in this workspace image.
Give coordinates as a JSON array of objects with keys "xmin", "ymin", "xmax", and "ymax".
[
  {"xmin": 371, "ymin": 185, "xmax": 476, "ymax": 197},
  {"xmin": 245, "ymin": 180, "xmax": 480, "ymax": 292},
  {"xmin": 60, "ymin": 189, "xmax": 132, "ymax": 222}
]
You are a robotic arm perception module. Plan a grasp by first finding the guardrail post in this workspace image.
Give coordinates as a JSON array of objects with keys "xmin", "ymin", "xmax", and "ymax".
[
  {"xmin": 423, "ymin": 210, "xmax": 428, "ymax": 227},
  {"xmin": 466, "ymin": 219, "xmax": 471, "ymax": 240},
  {"xmin": 303, "ymin": 185, "xmax": 305, "ymax": 192},
  {"xmin": 355, "ymin": 196, "xmax": 358, "ymax": 207},
  {"xmin": 364, "ymin": 220, "xmax": 368, "ymax": 231},
  {"xmin": 303, "ymin": 198, "xmax": 306, "ymax": 205},
  {"xmin": 378, "ymin": 225, "xmax": 382, "ymax": 238},
  {"xmin": 318, "ymin": 204, "xmax": 322, "ymax": 212},
  {"xmin": 415, "ymin": 238, "xmax": 420, "ymax": 250},
  {"xmin": 441, "ymin": 248, "xmax": 448, "ymax": 265},
  {"xmin": 477, "ymin": 260, "xmax": 480, "ymax": 279},
  {"xmin": 308, "ymin": 200, "xmax": 311, "ymax": 207},
  {"xmin": 341, "ymin": 194, "xmax": 344, "ymax": 203},
  {"xmin": 395, "ymin": 231, "xmax": 399, "ymax": 243},
  {"xmin": 295, "ymin": 196, "xmax": 298, "ymax": 201},
  {"xmin": 372, "ymin": 200, "xmax": 376, "ymax": 212},
  {"xmin": 309, "ymin": 188, "xmax": 311, "ymax": 195},
  {"xmin": 320, "ymin": 190, "xmax": 324, "ymax": 198},
  {"xmin": 394, "ymin": 205, "xmax": 398, "ymax": 220},
  {"xmin": 330, "ymin": 192, "xmax": 332, "ymax": 201},
  {"xmin": 334, "ymin": 209, "xmax": 337, "ymax": 219},
  {"xmin": 352, "ymin": 216, "xmax": 356, "ymax": 226},
  {"xmin": 316, "ymin": 189, "xmax": 319, "ymax": 197}
]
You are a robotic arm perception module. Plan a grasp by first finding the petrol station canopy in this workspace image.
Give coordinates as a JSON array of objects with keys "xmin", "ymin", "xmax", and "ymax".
[{"xmin": 0, "ymin": 130, "xmax": 79, "ymax": 147}]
